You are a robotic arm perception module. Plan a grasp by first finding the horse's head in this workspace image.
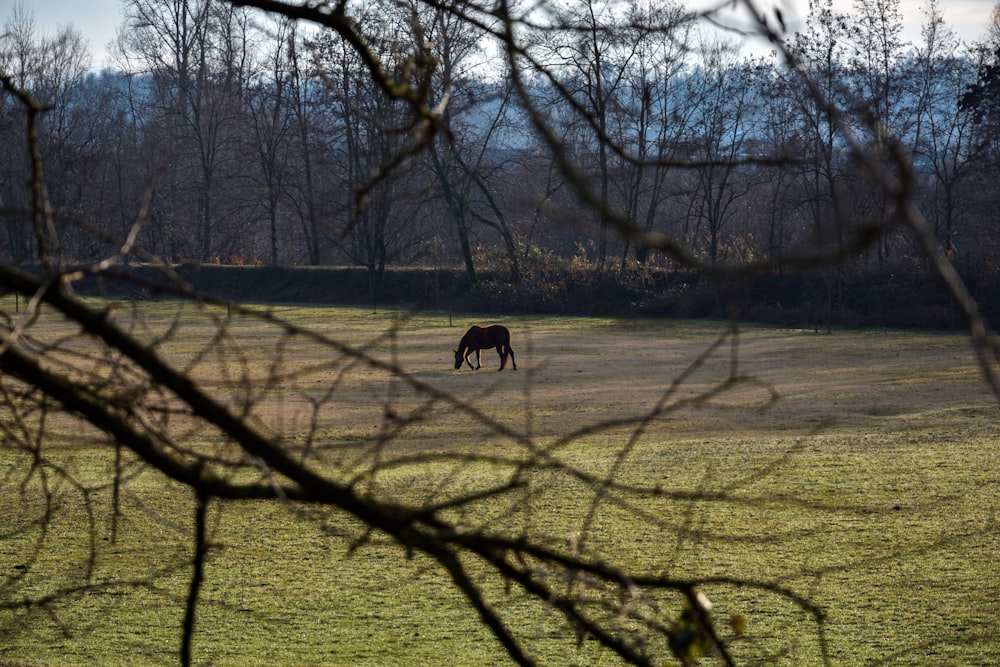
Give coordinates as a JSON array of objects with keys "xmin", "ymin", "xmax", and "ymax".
[{"xmin": 453, "ymin": 349, "xmax": 462, "ymax": 369}]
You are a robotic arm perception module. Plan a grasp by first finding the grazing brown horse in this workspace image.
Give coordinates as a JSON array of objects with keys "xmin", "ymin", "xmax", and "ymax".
[{"xmin": 454, "ymin": 325, "xmax": 517, "ymax": 371}]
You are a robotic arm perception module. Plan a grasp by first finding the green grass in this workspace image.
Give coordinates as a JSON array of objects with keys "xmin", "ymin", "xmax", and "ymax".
[{"xmin": 0, "ymin": 300, "xmax": 997, "ymax": 665}]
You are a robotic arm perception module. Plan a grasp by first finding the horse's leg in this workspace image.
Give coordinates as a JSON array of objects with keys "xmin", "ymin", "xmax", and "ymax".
[
  {"xmin": 508, "ymin": 345, "xmax": 516, "ymax": 370},
  {"xmin": 475, "ymin": 348, "xmax": 482, "ymax": 370},
  {"xmin": 497, "ymin": 346, "xmax": 506, "ymax": 370},
  {"xmin": 464, "ymin": 349, "xmax": 475, "ymax": 370}
]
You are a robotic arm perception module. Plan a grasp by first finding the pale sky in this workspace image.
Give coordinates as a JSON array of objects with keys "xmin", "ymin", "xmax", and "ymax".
[{"xmin": 2, "ymin": 0, "xmax": 997, "ymax": 70}]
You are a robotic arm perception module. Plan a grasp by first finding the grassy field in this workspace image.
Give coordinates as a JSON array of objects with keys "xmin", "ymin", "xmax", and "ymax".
[{"xmin": 0, "ymin": 301, "xmax": 997, "ymax": 666}]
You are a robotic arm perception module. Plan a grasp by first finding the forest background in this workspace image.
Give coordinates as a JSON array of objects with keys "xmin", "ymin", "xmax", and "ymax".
[{"xmin": 5, "ymin": 0, "xmax": 1000, "ymax": 326}]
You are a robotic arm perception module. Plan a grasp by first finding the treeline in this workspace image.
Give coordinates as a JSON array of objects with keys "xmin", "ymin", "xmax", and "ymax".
[
  {"xmin": 3, "ymin": 0, "xmax": 1000, "ymax": 307},
  {"xmin": 70, "ymin": 257, "xmax": 990, "ymax": 331}
]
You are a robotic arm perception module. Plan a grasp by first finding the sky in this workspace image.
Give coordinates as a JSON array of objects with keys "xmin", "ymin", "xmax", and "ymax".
[{"xmin": 1, "ymin": 0, "xmax": 998, "ymax": 70}]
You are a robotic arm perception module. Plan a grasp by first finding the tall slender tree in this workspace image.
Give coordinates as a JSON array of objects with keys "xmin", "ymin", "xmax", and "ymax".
[
  {"xmin": 910, "ymin": 0, "xmax": 976, "ymax": 258},
  {"xmin": 118, "ymin": 0, "xmax": 253, "ymax": 261}
]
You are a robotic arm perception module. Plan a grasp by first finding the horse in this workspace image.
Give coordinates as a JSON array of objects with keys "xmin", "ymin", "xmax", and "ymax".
[{"xmin": 453, "ymin": 325, "xmax": 517, "ymax": 371}]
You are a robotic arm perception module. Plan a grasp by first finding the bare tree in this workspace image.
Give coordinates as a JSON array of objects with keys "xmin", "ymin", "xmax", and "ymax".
[
  {"xmin": 612, "ymin": 0, "xmax": 694, "ymax": 267},
  {"xmin": 909, "ymin": 0, "xmax": 977, "ymax": 260},
  {"xmin": 0, "ymin": 3, "xmax": 90, "ymax": 263},
  {"xmin": 309, "ymin": 0, "xmax": 435, "ymax": 299},
  {"xmin": 246, "ymin": 16, "xmax": 295, "ymax": 266},
  {"xmin": 521, "ymin": 0, "xmax": 693, "ymax": 271},
  {"xmin": 283, "ymin": 23, "xmax": 325, "ymax": 265},
  {"xmin": 680, "ymin": 47, "xmax": 759, "ymax": 264},
  {"xmin": 119, "ymin": 0, "xmax": 254, "ymax": 261},
  {"xmin": 842, "ymin": 0, "xmax": 910, "ymax": 267},
  {"xmin": 424, "ymin": 2, "xmax": 519, "ymax": 284}
]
